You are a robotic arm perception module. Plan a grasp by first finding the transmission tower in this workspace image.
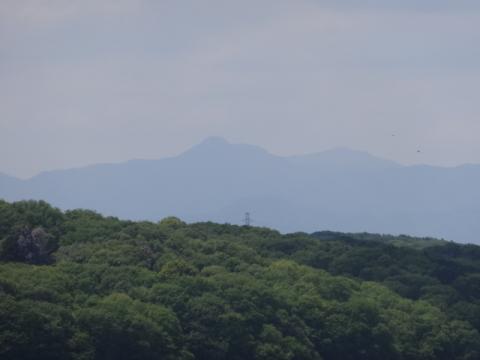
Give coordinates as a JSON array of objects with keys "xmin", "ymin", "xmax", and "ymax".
[{"xmin": 244, "ymin": 212, "xmax": 251, "ymax": 227}]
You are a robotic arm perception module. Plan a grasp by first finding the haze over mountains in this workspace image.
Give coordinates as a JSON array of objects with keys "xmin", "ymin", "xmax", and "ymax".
[{"xmin": 1, "ymin": 137, "xmax": 479, "ymax": 243}]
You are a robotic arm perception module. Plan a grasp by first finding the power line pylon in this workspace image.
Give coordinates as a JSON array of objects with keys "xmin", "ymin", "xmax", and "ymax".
[{"xmin": 244, "ymin": 212, "xmax": 251, "ymax": 227}]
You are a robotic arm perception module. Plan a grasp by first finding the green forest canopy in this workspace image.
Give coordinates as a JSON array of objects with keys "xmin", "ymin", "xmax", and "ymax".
[{"xmin": 1, "ymin": 200, "xmax": 480, "ymax": 360}]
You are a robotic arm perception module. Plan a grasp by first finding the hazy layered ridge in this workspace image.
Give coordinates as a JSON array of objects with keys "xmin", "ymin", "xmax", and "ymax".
[{"xmin": 1, "ymin": 137, "xmax": 479, "ymax": 243}]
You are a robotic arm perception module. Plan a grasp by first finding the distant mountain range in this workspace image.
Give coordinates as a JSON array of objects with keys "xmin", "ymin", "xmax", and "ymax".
[{"xmin": 1, "ymin": 137, "xmax": 479, "ymax": 243}]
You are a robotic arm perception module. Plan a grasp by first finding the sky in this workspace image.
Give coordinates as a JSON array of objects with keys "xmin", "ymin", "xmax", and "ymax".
[{"xmin": 1, "ymin": 0, "xmax": 480, "ymax": 178}]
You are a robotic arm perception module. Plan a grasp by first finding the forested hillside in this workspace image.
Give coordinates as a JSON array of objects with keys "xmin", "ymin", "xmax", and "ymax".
[{"xmin": 1, "ymin": 200, "xmax": 480, "ymax": 359}]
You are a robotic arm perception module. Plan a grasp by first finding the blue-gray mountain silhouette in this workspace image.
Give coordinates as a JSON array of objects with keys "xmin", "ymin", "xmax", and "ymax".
[{"xmin": 1, "ymin": 137, "xmax": 479, "ymax": 243}]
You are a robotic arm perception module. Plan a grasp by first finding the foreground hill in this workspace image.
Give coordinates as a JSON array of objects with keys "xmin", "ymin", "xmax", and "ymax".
[
  {"xmin": 1, "ymin": 137, "xmax": 480, "ymax": 243},
  {"xmin": 1, "ymin": 200, "xmax": 480, "ymax": 359}
]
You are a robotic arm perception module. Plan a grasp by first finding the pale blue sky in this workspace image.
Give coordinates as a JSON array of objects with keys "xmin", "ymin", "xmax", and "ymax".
[{"xmin": 1, "ymin": 0, "xmax": 480, "ymax": 178}]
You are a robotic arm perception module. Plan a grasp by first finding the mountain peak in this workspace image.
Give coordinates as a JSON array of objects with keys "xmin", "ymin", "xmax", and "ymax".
[
  {"xmin": 185, "ymin": 137, "xmax": 232, "ymax": 153},
  {"xmin": 288, "ymin": 147, "xmax": 401, "ymax": 170},
  {"xmin": 199, "ymin": 136, "xmax": 230, "ymax": 146},
  {"xmin": 0, "ymin": 171, "xmax": 18, "ymax": 181},
  {"xmin": 181, "ymin": 137, "xmax": 273, "ymax": 160}
]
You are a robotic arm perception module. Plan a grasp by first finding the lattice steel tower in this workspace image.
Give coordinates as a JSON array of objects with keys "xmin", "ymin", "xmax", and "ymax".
[{"xmin": 244, "ymin": 212, "xmax": 251, "ymax": 226}]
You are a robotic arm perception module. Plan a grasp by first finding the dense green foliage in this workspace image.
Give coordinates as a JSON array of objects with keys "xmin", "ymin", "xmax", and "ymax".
[{"xmin": 1, "ymin": 200, "xmax": 480, "ymax": 359}]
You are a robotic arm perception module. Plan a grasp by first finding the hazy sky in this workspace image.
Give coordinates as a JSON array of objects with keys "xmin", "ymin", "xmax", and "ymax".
[{"xmin": 1, "ymin": 0, "xmax": 480, "ymax": 178}]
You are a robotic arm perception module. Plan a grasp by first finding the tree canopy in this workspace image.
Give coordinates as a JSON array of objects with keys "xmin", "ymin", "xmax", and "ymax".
[{"xmin": 1, "ymin": 200, "xmax": 480, "ymax": 359}]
